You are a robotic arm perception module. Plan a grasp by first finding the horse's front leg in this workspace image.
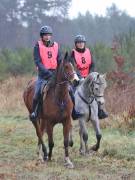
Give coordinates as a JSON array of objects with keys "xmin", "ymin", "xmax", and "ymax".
[
  {"xmin": 46, "ymin": 123, "xmax": 54, "ymax": 161},
  {"xmin": 79, "ymin": 117, "xmax": 89, "ymax": 155},
  {"xmin": 90, "ymin": 104, "xmax": 102, "ymax": 151},
  {"xmin": 69, "ymin": 124, "xmax": 73, "ymax": 147},
  {"xmin": 33, "ymin": 120, "xmax": 48, "ymax": 163},
  {"xmin": 36, "ymin": 139, "xmax": 44, "ymax": 164},
  {"xmin": 79, "ymin": 128, "xmax": 84, "ymax": 155},
  {"xmin": 63, "ymin": 120, "xmax": 74, "ymax": 169}
]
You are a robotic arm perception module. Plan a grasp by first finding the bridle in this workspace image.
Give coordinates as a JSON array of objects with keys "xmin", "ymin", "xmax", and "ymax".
[
  {"xmin": 78, "ymin": 76, "xmax": 104, "ymax": 105},
  {"xmin": 56, "ymin": 62, "xmax": 76, "ymax": 86},
  {"xmin": 56, "ymin": 72, "xmax": 76, "ymax": 86},
  {"xmin": 90, "ymin": 80, "xmax": 104, "ymax": 99},
  {"xmin": 54, "ymin": 61, "xmax": 76, "ymax": 110}
]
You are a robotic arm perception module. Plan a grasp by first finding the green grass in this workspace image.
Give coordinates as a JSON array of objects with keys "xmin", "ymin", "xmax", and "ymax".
[{"xmin": 0, "ymin": 116, "xmax": 135, "ymax": 180}]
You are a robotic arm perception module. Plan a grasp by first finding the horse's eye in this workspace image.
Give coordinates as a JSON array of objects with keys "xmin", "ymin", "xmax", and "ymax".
[{"xmin": 95, "ymin": 88, "xmax": 99, "ymax": 91}]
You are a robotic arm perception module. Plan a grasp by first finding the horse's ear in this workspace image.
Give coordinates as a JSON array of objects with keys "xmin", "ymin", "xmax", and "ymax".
[
  {"xmin": 64, "ymin": 51, "xmax": 68, "ymax": 61},
  {"xmin": 102, "ymin": 73, "xmax": 107, "ymax": 79},
  {"xmin": 89, "ymin": 72, "xmax": 98, "ymax": 81}
]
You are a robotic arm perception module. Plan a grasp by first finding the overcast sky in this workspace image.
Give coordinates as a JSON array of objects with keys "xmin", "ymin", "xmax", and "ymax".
[{"xmin": 69, "ymin": 0, "xmax": 135, "ymax": 18}]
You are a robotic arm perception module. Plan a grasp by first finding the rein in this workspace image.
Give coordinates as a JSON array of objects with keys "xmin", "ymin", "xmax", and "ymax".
[
  {"xmin": 54, "ymin": 63, "xmax": 76, "ymax": 110},
  {"xmin": 77, "ymin": 91, "xmax": 94, "ymax": 121},
  {"xmin": 78, "ymin": 91, "xmax": 95, "ymax": 105},
  {"xmin": 56, "ymin": 80, "xmax": 69, "ymax": 85},
  {"xmin": 77, "ymin": 79, "xmax": 104, "ymax": 121}
]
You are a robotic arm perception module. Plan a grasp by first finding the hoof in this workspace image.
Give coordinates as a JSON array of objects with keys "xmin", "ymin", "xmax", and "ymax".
[
  {"xmin": 85, "ymin": 150, "xmax": 90, "ymax": 156},
  {"xmin": 36, "ymin": 158, "xmax": 44, "ymax": 166},
  {"xmin": 69, "ymin": 141, "xmax": 74, "ymax": 147},
  {"xmin": 88, "ymin": 149, "xmax": 97, "ymax": 155},
  {"xmin": 90, "ymin": 145, "xmax": 99, "ymax": 151},
  {"xmin": 44, "ymin": 156, "xmax": 48, "ymax": 161},
  {"xmin": 64, "ymin": 157, "xmax": 74, "ymax": 169},
  {"xmin": 64, "ymin": 162, "xmax": 74, "ymax": 169},
  {"xmin": 79, "ymin": 149, "xmax": 85, "ymax": 156},
  {"xmin": 48, "ymin": 157, "xmax": 52, "ymax": 161}
]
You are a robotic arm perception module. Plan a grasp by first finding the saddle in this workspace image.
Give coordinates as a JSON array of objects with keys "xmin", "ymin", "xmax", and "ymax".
[
  {"xmin": 25, "ymin": 78, "xmax": 48, "ymax": 98},
  {"xmin": 41, "ymin": 81, "xmax": 49, "ymax": 101},
  {"xmin": 34, "ymin": 81, "xmax": 49, "ymax": 118}
]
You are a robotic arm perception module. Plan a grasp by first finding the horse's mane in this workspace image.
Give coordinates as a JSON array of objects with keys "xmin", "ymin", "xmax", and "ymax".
[
  {"xmin": 82, "ymin": 73, "xmax": 94, "ymax": 89},
  {"xmin": 47, "ymin": 60, "xmax": 64, "ymax": 89},
  {"xmin": 84, "ymin": 72, "xmax": 99, "ymax": 82},
  {"xmin": 83, "ymin": 72, "xmax": 103, "ymax": 85},
  {"xmin": 82, "ymin": 72, "xmax": 106, "ymax": 95},
  {"xmin": 48, "ymin": 52, "xmax": 72, "ymax": 89}
]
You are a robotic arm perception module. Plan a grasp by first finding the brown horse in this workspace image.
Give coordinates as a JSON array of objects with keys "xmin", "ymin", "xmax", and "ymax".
[{"xmin": 23, "ymin": 53, "xmax": 79, "ymax": 168}]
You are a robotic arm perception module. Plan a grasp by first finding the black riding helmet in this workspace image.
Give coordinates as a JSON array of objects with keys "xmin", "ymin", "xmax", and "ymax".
[
  {"xmin": 74, "ymin": 35, "xmax": 86, "ymax": 43},
  {"xmin": 40, "ymin": 26, "xmax": 53, "ymax": 37}
]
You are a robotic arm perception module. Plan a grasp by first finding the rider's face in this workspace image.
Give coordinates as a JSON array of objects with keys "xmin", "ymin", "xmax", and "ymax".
[
  {"xmin": 75, "ymin": 42, "xmax": 85, "ymax": 49},
  {"xmin": 42, "ymin": 34, "xmax": 52, "ymax": 42}
]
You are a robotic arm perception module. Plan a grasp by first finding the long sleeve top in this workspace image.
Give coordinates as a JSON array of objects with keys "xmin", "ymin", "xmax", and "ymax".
[
  {"xmin": 33, "ymin": 41, "xmax": 62, "ymax": 79},
  {"xmin": 70, "ymin": 48, "xmax": 95, "ymax": 79}
]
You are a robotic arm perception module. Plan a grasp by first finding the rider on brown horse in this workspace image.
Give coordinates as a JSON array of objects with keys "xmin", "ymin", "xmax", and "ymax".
[
  {"xmin": 30, "ymin": 26, "xmax": 83, "ymax": 122},
  {"xmin": 70, "ymin": 34, "xmax": 108, "ymax": 119}
]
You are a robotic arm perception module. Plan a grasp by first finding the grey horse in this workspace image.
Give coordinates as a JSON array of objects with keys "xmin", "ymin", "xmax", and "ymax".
[{"xmin": 75, "ymin": 72, "xmax": 107, "ymax": 155}]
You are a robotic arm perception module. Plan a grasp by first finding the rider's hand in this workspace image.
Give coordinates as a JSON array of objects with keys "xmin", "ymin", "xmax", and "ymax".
[
  {"xmin": 47, "ymin": 71, "xmax": 53, "ymax": 78},
  {"xmin": 73, "ymin": 79, "xmax": 80, "ymax": 87}
]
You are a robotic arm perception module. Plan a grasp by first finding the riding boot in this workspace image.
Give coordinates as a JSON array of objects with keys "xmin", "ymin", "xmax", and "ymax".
[
  {"xmin": 98, "ymin": 104, "xmax": 108, "ymax": 119},
  {"xmin": 29, "ymin": 98, "xmax": 39, "ymax": 122},
  {"xmin": 69, "ymin": 88, "xmax": 84, "ymax": 120},
  {"xmin": 72, "ymin": 106, "xmax": 84, "ymax": 120}
]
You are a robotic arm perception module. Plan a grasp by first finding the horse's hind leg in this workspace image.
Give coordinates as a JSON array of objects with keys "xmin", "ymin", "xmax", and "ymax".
[
  {"xmin": 63, "ymin": 121, "xmax": 74, "ymax": 168},
  {"xmin": 46, "ymin": 123, "xmax": 54, "ymax": 161},
  {"xmin": 79, "ymin": 119, "xmax": 88, "ymax": 155}
]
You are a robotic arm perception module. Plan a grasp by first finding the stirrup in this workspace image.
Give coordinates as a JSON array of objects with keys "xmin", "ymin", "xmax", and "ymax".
[
  {"xmin": 98, "ymin": 110, "xmax": 108, "ymax": 119},
  {"xmin": 72, "ymin": 109, "xmax": 84, "ymax": 120}
]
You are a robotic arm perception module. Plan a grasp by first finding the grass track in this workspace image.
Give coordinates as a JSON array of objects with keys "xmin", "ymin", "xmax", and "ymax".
[{"xmin": 0, "ymin": 116, "xmax": 135, "ymax": 180}]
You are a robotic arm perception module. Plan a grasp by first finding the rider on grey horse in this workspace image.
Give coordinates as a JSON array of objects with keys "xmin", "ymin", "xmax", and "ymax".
[{"xmin": 70, "ymin": 34, "xmax": 108, "ymax": 119}]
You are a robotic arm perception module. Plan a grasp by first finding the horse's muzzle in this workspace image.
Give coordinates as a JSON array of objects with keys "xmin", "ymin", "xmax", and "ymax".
[{"xmin": 96, "ymin": 97, "xmax": 105, "ymax": 105}]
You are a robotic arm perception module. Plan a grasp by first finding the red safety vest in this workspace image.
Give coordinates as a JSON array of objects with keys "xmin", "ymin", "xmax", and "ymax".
[
  {"xmin": 38, "ymin": 40, "xmax": 58, "ymax": 69},
  {"xmin": 73, "ymin": 48, "xmax": 92, "ymax": 77}
]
